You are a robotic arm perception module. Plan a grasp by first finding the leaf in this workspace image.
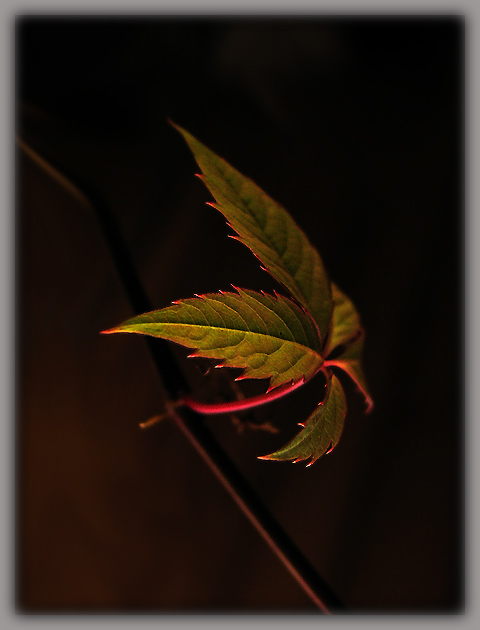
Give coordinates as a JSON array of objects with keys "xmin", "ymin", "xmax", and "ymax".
[
  {"xmin": 322, "ymin": 284, "xmax": 373, "ymax": 411},
  {"xmin": 324, "ymin": 282, "xmax": 362, "ymax": 357},
  {"xmin": 103, "ymin": 288, "xmax": 323, "ymax": 391},
  {"xmin": 170, "ymin": 122, "xmax": 333, "ymax": 342},
  {"xmin": 260, "ymin": 373, "xmax": 347, "ymax": 466},
  {"xmin": 326, "ymin": 335, "xmax": 374, "ymax": 412}
]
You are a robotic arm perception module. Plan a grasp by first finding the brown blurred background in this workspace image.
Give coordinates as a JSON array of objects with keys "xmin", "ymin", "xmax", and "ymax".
[{"xmin": 16, "ymin": 16, "xmax": 463, "ymax": 612}]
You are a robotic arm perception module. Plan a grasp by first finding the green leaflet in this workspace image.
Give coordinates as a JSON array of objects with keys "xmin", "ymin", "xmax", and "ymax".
[
  {"xmin": 321, "ymin": 284, "xmax": 373, "ymax": 412},
  {"xmin": 327, "ymin": 335, "xmax": 374, "ymax": 412},
  {"xmin": 260, "ymin": 373, "xmax": 346, "ymax": 465},
  {"xmin": 105, "ymin": 289, "xmax": 323, "ymax": 390},
  {"xmin": 170, "ymin": 122, "xmax": 333, "ymax": 342}
]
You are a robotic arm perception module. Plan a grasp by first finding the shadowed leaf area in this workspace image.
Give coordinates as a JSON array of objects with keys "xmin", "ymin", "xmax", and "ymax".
[
  {"xmin": 325, "ymin": 283, "xmax": 362, "ymax": 356},
  {"xmin": 327, "ymin": 335, "xmax": 373, "ymax": 413}
]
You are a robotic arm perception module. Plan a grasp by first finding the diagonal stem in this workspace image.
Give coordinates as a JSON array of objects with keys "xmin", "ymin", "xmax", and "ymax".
[{"xmin": 17, "ymin": 137, "xmax": 347, "ymax": 613}]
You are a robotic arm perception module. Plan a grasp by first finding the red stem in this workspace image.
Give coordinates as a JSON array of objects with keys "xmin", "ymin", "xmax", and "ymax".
[{"xmin": 182, "ymin": 377, "xmax": 307, "ymax": 415}]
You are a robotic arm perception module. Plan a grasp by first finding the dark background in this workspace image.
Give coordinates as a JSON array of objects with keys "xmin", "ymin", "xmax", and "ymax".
[{"xmin": 16, "ymin": 16, "xmax": 463, "ymax": 612}]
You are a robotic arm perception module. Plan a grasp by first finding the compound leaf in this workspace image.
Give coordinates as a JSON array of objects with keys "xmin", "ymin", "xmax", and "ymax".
[
  {"xmin": 103, "ymin": 288, "xmax": 323, "ymax": 391},
  {"xmin": 170, "ymin": 122, "xmax": 333, "ymax": 342},
  {"xmin": 260, "ymin": 372, "xmax": 346, "ymax": 465}
]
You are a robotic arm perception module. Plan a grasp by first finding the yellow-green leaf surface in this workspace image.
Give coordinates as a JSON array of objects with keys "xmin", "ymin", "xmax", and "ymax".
[
  {"xmin": 260, "ymin": 373, "xmax": 347, "ymax": 465},
  {"xmin": 104, "ymin": 289, "xmax": 323, "ymax": 390},
  {"xmin": 324, "ymin": 283, "xmax": 362, "ymax": 357},
  {"xmin": 171, "ymin": 122, "xmax": 333, "ymax": 342}
]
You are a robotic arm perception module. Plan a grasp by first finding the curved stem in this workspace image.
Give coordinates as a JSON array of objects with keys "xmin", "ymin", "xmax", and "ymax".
[{"xmin": 182, "ymin": 377, "xmax": 306, "ymax": 414}]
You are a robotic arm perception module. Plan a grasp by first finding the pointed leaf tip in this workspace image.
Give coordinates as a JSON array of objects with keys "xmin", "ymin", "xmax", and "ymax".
[
  {"xmin": 101, "ymin": 326, "xmax": 125, "ymax": 335},
  {"xmin": 167, "ymin": 118, "xmax": 182, "ymax": 133}
]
